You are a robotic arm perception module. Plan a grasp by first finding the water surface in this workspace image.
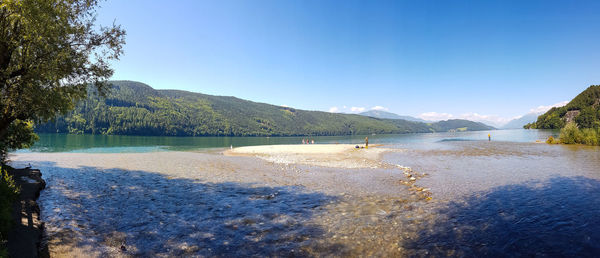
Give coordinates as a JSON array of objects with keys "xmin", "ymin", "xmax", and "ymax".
[
  {"xmin": 11, "ymin": 129, "xmax": 600, "ymax": 256},
  {"xmin": 24, "ymin": 129, "xmax": 557, "ymax": 153}
]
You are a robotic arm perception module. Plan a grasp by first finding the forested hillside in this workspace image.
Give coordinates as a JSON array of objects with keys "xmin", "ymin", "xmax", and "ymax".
[
  {"xmin": 524, "ymin": 85, "xmax": 600, "ymax": 146},
  {"xmin": 36, "ymin": 81, "xmax": 494, "ymax": 136},
  {"xmin": 525, "ymin": 85, "xmax": 600, "ymax": 129}
]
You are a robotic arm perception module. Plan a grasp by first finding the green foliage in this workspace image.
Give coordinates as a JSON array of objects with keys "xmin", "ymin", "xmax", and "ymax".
[
  {"xmin": 0, "ymin": 120, "xmax": 38, "ymax": 164},
  {"xmin": 557, "ymin": 122, "xmax": 600, "ymax": 146},
  {"xmin": 559, "ymin": 122, "xmax": 583, "ymax": 144},
  {"xmin": 545, "ymin": 136, "xmax": 559, "ymax": 144},
  {"xmin": 535, "ymin": 108, "xmax": 566, "ymax": 129},
  {"xmin": 530, "ymin": 85, "xmax": 600, "ymax": 131},
  {"xmin": 0, "ymin": 0, "xmax": 125, "ymax": 162},
  {"xmin": 574, "ymin": 107, "xmax": 600, "ymax": 128},
  {"xmin": 36, "ymin": 81, "xmax": 495, "ymax": 137},
  {"xmin": 0, "ymin": 169, "xmax": 20, "ymax": 246},
  {"xmin": 580, "ymin": 128, "xmax": 600, "ymax": 146},
  {"xmin": 523, "ymin": 122, "xmax": 537, "ymax": 129}
]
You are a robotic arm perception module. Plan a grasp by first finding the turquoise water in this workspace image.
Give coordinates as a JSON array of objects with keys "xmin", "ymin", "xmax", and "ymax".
[
  {"xmin": 20, "ymin": 129, "xmax": 558, "ymax": 153},
  {"xmin": 13, "ymin": 128, "xmax": 600, "ymax": 256}
]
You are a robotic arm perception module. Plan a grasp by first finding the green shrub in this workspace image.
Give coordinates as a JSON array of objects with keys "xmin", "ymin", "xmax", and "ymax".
[
  {"xmin": 0, "ymin": 169, "xmax": 20, "ymax": 249},
  {"xmin": 559, "ymin": 122, "xmax": 583, "ymax": 144},
  {"xmin": 546, "ymin": 136, "xmax": 560, "ymax": 144},
  {"xmin": 580, "ymin": 128, "xmax": 600, "ymax": 146},
  {"xmin": 558, "ymin": 122, "xmax": 600, "ymax": 146}
]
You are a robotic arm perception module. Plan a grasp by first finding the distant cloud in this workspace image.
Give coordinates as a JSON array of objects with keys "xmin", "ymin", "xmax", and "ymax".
[
  {"xmin": 418, "ymin": 112, "xmax": 510, "ymax": 127},
  {"xmin": 418, "ymin": 112, "xmax": 454, "ymax": 121},
  {"xmin": 458, "ymin": 112, "xmax": 511, "ymax": 127},
  {"xmin": 327, "ymin": 105, "xmax": 385, "ymax": 113},
  {"xmin": 529, "ymin": 101, "xmax": 568, "ymax": 114},
  {"xmin": 370, "ymin": 106, "xmax": 388, "ymax": 111},
  {"xmin": 350, "ymin": 107, "xmax": 366, "ymax": 113}
]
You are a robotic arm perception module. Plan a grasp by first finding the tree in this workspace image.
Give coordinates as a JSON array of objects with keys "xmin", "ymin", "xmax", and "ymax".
[{"xmin": 0, "ymin": 0, "xmax": 125, "ymax": 160}]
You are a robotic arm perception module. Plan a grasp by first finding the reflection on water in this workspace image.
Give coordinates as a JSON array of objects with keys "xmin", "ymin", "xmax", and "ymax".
[{"xmin": 24, "ymin": 129, "xmax": 558, "ymax": 153}]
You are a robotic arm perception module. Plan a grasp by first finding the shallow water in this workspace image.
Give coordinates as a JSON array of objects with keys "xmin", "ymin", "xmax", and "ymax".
[
  {"xmin": 23, "ymin": 129, "xmax": 556, "ymax": 153},
  {"xmin": 384, "ymin": 141, "xmax": 600, "ymax": 256},
  {"xmin": 9, "ymin": 129, "xmax": 600, "ymax": 256}
]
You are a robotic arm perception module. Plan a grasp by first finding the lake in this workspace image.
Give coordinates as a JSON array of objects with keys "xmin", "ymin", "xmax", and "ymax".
[
  {"xmin": 24, "ymin": 129, "xmax": 556, "ymax": 153},
  {"xmin": 10, "ymin": 129, "xmax": 600, "ymax": 256}
]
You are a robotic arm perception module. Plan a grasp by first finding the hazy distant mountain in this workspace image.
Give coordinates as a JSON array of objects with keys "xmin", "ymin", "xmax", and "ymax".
[
  {"xmin": 501, "ymin": 113, "xmax": 540, "ymax": 129},
  {"xmin": 36, "ymin": 80, "xmax": 495, "ymax": 136},
  {"xmin": 359, "ymin": 110, "xmax": 428, "ymax": 123}
]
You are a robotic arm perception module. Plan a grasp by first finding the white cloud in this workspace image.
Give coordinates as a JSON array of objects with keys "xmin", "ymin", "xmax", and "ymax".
[
  {"xmin": 529, "ymin": 101, "xmax": 568, "ymax": 114},
  {"xmin": 418, "ymin": 112, "xmax": 454, "ymax": 121},
  {"xmin": 350, "ymin": 107, "xmax": 366, "ymax": 113},
  {"xmin": 327, "ymin": 105, "xmax": 389, "ymax": 113},
  {"xmin": 458, "ymin": 112, "xmax": 511, "ymax": 127},
  {"xmin": 328, "ymin": 106, "xmax": 340, "ymax": 113},
  {"xmin": 370, "ymin": 106, "xmax": 388, "ymax": 111}
]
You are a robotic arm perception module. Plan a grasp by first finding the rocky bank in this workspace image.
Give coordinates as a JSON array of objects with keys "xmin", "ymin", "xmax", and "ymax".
[{"xmin": 7, "ymin": 168, "xmax": 48, "ymax": 258}]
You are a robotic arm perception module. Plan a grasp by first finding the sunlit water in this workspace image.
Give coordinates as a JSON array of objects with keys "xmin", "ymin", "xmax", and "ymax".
[{"xmin": 10, "ymin": 129, "xmax": 600, "ymax": 256}]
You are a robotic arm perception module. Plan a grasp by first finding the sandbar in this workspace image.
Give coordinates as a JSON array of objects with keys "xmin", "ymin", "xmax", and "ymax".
[{"xmin": 225, "ymin": 144, "xmax": 394, "ymax": 169}]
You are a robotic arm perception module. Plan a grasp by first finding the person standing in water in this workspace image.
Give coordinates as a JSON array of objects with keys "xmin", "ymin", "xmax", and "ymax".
[
  {"xmin": 365, "ymin": 136, "xmax": 369, "ymax": 148},
  {"xmin": 488, "ymin": 133, "xmax": 491, "ymax": 141}
]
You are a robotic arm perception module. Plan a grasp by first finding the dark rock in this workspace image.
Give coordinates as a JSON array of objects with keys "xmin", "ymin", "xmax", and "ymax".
[{"xmin": 6, "ymin": 168, "xmax": 48, "ymax": 258}]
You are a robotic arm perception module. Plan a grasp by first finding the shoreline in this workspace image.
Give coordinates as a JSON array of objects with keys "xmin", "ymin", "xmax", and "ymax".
[
  {"xmin": 6, "ymin": 139, "xmax": 600, "ymax": 256},
  {"xmin": 9, "ymin": 150, "xmax": 424, "ymax": 256},
  {"xmin": 7, "ymin": 168, "xmax": 48, "ymax": 258}
]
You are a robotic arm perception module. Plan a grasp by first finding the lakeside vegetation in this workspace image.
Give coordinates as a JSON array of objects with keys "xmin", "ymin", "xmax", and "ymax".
[
  {"xmin": 0, "ymin": 167, "xmax": 19, "ymax": 256},
  {"xmin": 526, "ymin": 85, "xmax": 600, "ymax": 146},
  {"xmin": 35, "ymin": 81, "xmax": 495, "ymax": 137}
]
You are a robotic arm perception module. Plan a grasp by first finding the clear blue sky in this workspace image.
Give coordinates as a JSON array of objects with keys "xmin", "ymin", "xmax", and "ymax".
[{"xmin": 97, "ymin": 0, "xmax": 600, "ymax": 124}]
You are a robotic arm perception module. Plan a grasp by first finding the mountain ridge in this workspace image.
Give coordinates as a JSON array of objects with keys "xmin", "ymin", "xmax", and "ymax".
[
  {"xmin": 525, "ymin": 85, "xmax": 600, "ymax": 129},
  {"xmin": 35, "ymin": 81, "xmax": 495, "ymax": 136},
  {"xmin": 358, "ymin": 110, "xmax": 428, "ymax": 123}
]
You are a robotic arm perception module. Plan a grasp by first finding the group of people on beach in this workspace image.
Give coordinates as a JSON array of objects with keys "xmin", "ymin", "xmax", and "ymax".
[{"xmin": 302, "ymin": 138, "xmax": 315, "ymax": 144}]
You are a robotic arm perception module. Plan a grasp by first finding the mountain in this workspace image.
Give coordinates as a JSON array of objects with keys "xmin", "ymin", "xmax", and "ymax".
[
  {"xmin": 501, "ymin": 113, "xmax": 540, "ymax": 129},
  {"xmin": 526, "ymin": 85, "xmax": 600, "ymax": 129},
  {"xmin": 35, "ymin": 81, "xmax": 495, "ymax": 136},
  {"xmin": 358, "ymin": 110, "xmax": 428, "ymax": 122},
  {"xmin": 428, "ymin": 119, "xmax": 495, "ymax": 132}
]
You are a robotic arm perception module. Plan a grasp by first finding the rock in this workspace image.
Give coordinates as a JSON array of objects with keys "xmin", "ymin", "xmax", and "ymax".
[{"xmin": 7, "ymin": 168, "xmax": 48, "ymax": 258}]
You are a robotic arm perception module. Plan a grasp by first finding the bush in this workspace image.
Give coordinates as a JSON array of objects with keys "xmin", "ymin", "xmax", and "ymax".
[
  {"xmin": 0, "ymin": 169, "xmax": 20, "ymax": 251},
  {"xmin": 580, "ymin": 128, "xmax": 600, "ymax": 146},
  {"xmin": 546, "ymin": 136, "xmax": 560, "ymax": 144},
  {"xmin": 558, "ymin": 122, "xmax": 600, "ymax": 146}
]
